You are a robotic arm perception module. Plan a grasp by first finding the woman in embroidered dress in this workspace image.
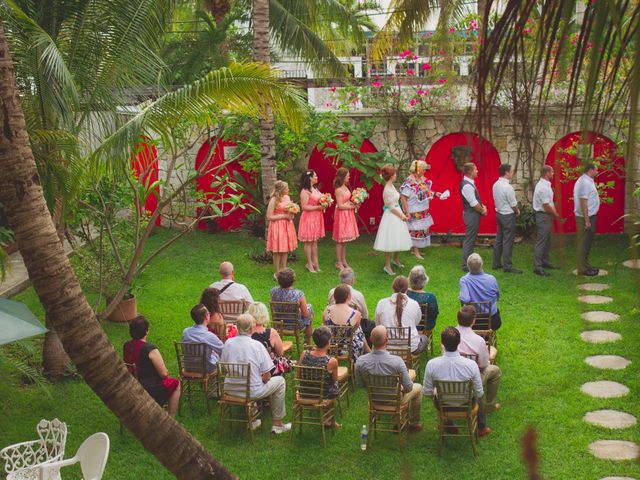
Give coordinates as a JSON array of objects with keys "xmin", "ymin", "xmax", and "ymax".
[
  {"xmin": 332, "ymin": 167, "xmax": 359, "ymax": 270},
  {"xmin": 266, "ymin": 180, "xmax": 298, "ymax": 276},
  {"xmin": 298, "ymin": 170, "xmax": 325, "ymax": 273},
  {"xmin": 400, "ymin": 160, "xmax": 442, "ymax": 259},
  {"xmin": 373, "ymin": 164, "xmax": 413, "ymax": 275}
]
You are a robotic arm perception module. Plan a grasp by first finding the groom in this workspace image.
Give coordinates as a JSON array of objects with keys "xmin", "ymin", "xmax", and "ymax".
[{"xmin": 460, "ymin": 162, "xmax": 487, "ymax": 272}]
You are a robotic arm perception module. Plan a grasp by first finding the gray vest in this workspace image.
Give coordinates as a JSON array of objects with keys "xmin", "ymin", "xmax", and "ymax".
[{"xmin": 459, "ymin": 178, "xmax": 482, "ymax": 213}]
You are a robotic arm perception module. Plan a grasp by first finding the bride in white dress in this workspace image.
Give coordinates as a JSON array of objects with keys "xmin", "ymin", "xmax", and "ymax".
[{"xmin": 373, "ymin": 164, "xmax": 413, "ymax": 275}]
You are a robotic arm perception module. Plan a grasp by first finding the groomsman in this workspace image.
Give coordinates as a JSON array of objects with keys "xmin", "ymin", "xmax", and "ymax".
[
  {"xmin": 492, "ymin": 164, "xmax": 521, "ymax": 273},
  {"xmin": 532, "ymin": 166, "xmax": 562, "ymax": 276},
  {"xmin": 574, "ymin": 163, "xmax": 600, "ymax": 276},
  {"xmin": 460, "ymin": 162, "xmax": 487, "ymax": 272}
]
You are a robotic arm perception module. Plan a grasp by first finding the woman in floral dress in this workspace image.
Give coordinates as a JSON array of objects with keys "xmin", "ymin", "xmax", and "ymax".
[
  {"xmin": 298, "ymin": 170, "xmax": 325, "ymax": 273},
  {"xmin": 266, "ymin": 180, "xmax": 298, "ymax": 276}
]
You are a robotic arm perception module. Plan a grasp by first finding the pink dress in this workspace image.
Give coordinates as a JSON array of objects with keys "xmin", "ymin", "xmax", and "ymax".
[
  {"xmin": 267, "ymin": 195, "xmax": 298, "ymax": 253},
  {"xmin": 332, "ymin": 189, "xmax": 359, "ymax": 243},
  {"xmin": 298, "ymin": 189, "xmax": 326, "ymax": 242}
]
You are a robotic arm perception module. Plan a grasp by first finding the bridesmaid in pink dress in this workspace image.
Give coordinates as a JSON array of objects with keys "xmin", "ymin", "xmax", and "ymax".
[
  {"xmin": 266, "ymin": 180, "xmax": 298, "ymax": 276},
  {"xmin": 298, "ymin": 170, "xmax": 326, "ymax": 273},
  {"xmin": 332, "ymin": 167, "xmax": 359, "ymax": 270}
]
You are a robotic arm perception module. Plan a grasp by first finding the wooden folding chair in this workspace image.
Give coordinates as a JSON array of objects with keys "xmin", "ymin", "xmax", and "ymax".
[
  {"xmin": 217, "ymin": 362, "xmax": 263, "ymax": 443},
  {"xmin": 418, "ymin": 302, "xmax": 433, "ymax": 358},
  {"xmin": 219, "ymin": 300, "xmax": 247, "ymax": 325},
  {"xmin": 270, "ymin": 301, "xmax": 303, "ymax": 354},
  {"xmin": 464, "ymin": 300, "xmax": 497, "ymax": 350},
  {"xmin": 363, "ymin": 373, "xmax": 409, "ymax": 451},
  {"xmin": 326, "ymin": 324, "xmax": 354, "ymax": 415},
  {"xmin": 434, "ymin": 380, "xmax": 479, "ymax": 457},
  {"xmin": 290, "ymin": 365, "xmax": 336, "ymax": 448},
  {"xmin": 174, "ymin": 342, "xmax": 218, "ymax": 416},
  {"xmin": 386, "ymin": 326, "xmax": 421, "ymax": 381}
]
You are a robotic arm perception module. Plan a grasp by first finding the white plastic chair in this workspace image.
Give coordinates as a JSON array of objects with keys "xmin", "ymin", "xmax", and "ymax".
[
  {"xmin": 0, "ymin": 418, "xmax": 67, "ymax": 480},
  {"xmin": 38, "ymin": 433, "xmax": 109, "ymax": 480}
]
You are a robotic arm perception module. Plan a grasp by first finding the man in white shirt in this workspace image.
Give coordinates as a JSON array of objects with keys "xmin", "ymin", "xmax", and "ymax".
[
  {"xmin": 532, "ymin": 166, "xmax": 562, "ymax": 276},
  {"xmin": 220, "ymin": 314, "xmax": 292, "ymax": 434},
  {"xmin": 492, "ymin": 164, "xmax": 521, "ymax": 273},
  {"xmin": 456, "ymin": 306, "xmax": 501, "ymax": 415},
  {"xmin": 459, "ymin": 162, "xmax": 488, "ymax": 272},
  {"xmin": 573, "ymin": 163, "xmax": 600, "ymax": 276},
  {"xmin": 423, "ymin": 327, "xmax": 492, "ymax": 436},
  {"xmin": 209, "ymin": 261, "xmax": 254, "ymax": 303}
]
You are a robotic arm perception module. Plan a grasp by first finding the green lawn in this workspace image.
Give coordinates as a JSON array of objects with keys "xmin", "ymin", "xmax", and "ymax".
[{"xmin": 1, "ymin": 230, "xmax": 639, "ymax": 479}]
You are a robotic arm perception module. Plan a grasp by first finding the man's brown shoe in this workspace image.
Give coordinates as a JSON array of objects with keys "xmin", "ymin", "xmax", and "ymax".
[{"xmin": 478, "ymin": 427, "xmax": 492, "ymax": 437}]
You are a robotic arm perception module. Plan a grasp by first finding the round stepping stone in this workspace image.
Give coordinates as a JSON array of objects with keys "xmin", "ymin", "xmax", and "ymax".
[
  {"xmin": 581, "ymin": 330, "xmax": 622, "ymax": 343},
  {"xmin": 584, "ymin": 410, "xmax": 637, "ymax": 429},
  {"xmin": 622, "ymin": 259, "xmax": 640, "ymax": 269},
  {"xmin": 585, "ymin": 355, "xmax": 631, "ymax": 370},
  {"xmin": 577, "ymin": 283, "xmax": 610, "ymax": 292},
  {"xmin": 581, "ymin": 381, "xmax": 629, "ymax": 398},
  {"xmin": 600, "ymin": 477, "xmax": 637, "ymax": 480},
  {"xmin": 582, "ymin": 311, "xmax": 620, "ymax": 323},
  {"xmin": 573, "ymin": 268, "xmax": 609, "ymax": 276},
  {"xmin": 589, "ymin": 440, "xmax": 640, "ymax": 460},
  {"xmin": 578, "ymin": 295, "xmax": 614, "ymax": 304}
]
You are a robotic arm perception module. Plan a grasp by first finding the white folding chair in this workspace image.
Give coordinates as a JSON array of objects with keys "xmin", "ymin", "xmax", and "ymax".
[{"xmin": 38, "ymin": 432, "xmax": 109, "ymax": 480}]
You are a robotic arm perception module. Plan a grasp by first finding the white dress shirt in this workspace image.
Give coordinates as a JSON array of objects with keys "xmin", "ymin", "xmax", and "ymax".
[
  {"xmin": 220, "ymin": 334, "xmax": 272, "ymax": 399},
  {"xmin": 456, "ymin": 325, "xmax": 489, "ymax": 369},
  {"xmin": 423, "ymin": 351, "xmax": 484, "ymax": 398},
  {"xmin": 492, "ymin": 177, "xmax": 517, "ymax": 215},
  {"xmin": 461, "ymin": 176, "xmax": 479, "ymax": 207},
  {"xmin": 573, "ymin": 174, "xmax": 600, "ymax": 217},
  {"xmin": 374, "ymin": 293, "xmax": 422, "ymax": 352},
  {"xmin": 209, "ymin": 279, "xmax": 254, "ymax": 303},
  {"xmin": 533, "ymin": 178, "xmax": 554, "ymax": 212},
  {"xmin": 327, "ymin": 285, "xmax": 369, "ymax": 319}
]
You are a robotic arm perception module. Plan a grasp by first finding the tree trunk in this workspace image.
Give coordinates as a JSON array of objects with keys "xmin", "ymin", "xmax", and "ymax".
[
  {"xmin": 0, "ymin": 23, "xmax": 235, "ymax": 480},
  {"xmin": 203, "ymin": 0, "xmax": 231, "ymax": 58},
  {"xmin": 252, "ymin": 0, "xmax": 277, "ymax": 204},
  {"xmin": 42, "ymin": 315, "xmax": 71, "ymax": 377}
]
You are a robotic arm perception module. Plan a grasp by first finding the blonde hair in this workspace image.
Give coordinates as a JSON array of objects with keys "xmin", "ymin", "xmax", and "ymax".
[
  {"xmin": 410, "ymin": 160, "xmax": 428, "ymax": 176},
  {"xmin": 270, "ymin": 180, "xmax": 288, "ymax": 203},
  {"xmin": 247, "ymin": 302, "xmax": 270, "ymax": 327}
]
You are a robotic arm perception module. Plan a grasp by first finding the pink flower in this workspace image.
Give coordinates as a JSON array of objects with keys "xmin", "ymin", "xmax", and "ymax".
[
  {"xmin": 421, "ymin": 63, "xmax": 432, "ymax": 71},
  {"xmin": 406, "ymin": 69, "xmax": 415, "ymax": 76},
  {"xmin": 369, "ymin": 68, "xmax": 374, "ymax": 73},
  {"xmin": 448, "ymin": 27, "xmax": 456, "ymax": 33},
  {"xmin": 325, "ymin": 101, "xmax": 333, "ymax": 107},
  {"xmin": 372, "ymin": 80, "xmax": 382, "ymax": 88},
  {"xmin": 416, "ymin": 89, "xmax": 424, "ymax": 95},
  {"xmin": 413, "ymin": 55, "xmax": 418, "ymax": 60},
  {"xmin": 330, "ymin": 86, "xmax": 336, "ymax": 92},
  {"xmin": 409, "ymin": 98, "xmax": 418, "ymax": 106},
  {"xmin": 438, "ymin": 50, "xmax": 445, "ymax": 55},
  {"xmin": 586, "ymin": 42, "xmax": 592, "ymax": 50},
  {"xmin": 423, "ymin": 89, "xmax": 430, "ymax": 96},
  {"xmin": 438, "ymin": 78, "xmax": 447, "ymax": 84}
]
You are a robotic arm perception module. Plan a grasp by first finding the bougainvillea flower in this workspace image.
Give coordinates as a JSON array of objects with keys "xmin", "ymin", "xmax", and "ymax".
[{"xmin": 421, "ymin": 63, "xmax": 432, "ymax": 71}]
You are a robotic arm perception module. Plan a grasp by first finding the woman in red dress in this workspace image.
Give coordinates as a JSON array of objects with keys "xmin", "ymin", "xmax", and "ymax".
[
  {"xmin": 266, "ymin": 180, "xmax": 298, "ymax": 276},
  {"xmin": 298, "ymin": 170, "xmax": 326, "ymax": 273},
  {"xmin": 332, "ymin": 167, "xmax": 359, "ymax": 270}
]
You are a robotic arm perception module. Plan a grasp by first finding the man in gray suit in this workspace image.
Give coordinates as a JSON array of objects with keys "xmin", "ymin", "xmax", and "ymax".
[
  {"xmin": 532, "ymin": 166, "xmax": 562, "ymax": 276},
  {"xmin": 460, "ymin": 162, "xmax": 488, "ymax": 272}
]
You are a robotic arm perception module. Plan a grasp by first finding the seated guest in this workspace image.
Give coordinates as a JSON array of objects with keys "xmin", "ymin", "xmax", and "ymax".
[
  {"xmin": 374, "ymin": 276, "xmax": 429, "ymax": 355},
  {"xmin": 423, "ymin": 327, "xmax": 491, "ymax": 437},
  {"xmin": 248, "ymin": 302, "xmax": 291, "ymax": 376},
  {"xmin": 209, "ymin": 261, "xmax": 254, "ymax": 303},
  {"xmin": 355, "ymin": 325, "xmax": 422, "ymax": 432},
  {"xmin": 221, "ymin": 314, "xmax": 292, "ymax": 434},
  {"xmin": 327, "ymin": 267, "xmax": 374, "ymax": 344},
  {"xmin": 323, "ymin": 284, "xmax": 370, "ymax": 362},
  {"xmin": 199, "ymin": 287, "xmax": 226, "ymax": 339},
  {"xmin": 182, "ymin": 304, "xmax": 224, "ymax": 372},
  {"xmin": 124, "ymin": 315, "xmax": 180, "ymax": 417},
  {"xmin": 406, "ymin": 265, "xmax": 439, "ymax": 332},
  {"xmin": 456, "ymin": 306, "xmax": 501, "ymax": 413},
  {"xmin": 459, "ymin": 253, "xmax": 502, "ymax": 330},
  {"xmin": 299, "ymin": 326, "xmax": 340, "ymax": 427},
  {"xmin": 270, "ymin": 268, "xmax": 313, "ymax": 346}
]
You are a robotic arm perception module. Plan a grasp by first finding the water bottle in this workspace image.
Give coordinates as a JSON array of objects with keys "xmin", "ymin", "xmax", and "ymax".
[{"xmin": 360, "ymin": 424, "xmax": 368, "ymax": 451}]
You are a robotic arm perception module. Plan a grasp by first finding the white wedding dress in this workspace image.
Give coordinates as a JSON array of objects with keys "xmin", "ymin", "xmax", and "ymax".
[{"xmin": 373, "ymin": 185, "xmax": 413, "ymax": 252}]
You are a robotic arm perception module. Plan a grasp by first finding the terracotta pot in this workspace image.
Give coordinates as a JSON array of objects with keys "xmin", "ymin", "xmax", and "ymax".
[{"xmin": 107, "ymin": 295, "xmax": 138, "ymax": 322}]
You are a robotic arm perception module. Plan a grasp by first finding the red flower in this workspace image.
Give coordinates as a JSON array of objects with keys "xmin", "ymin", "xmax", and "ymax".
[
  {"xmin": 409, "ymin": 98, "xmax": 418, "ymax": 106},
  {"xmin": 372, "ymin": 81, "xmax": 382, "ymax": 88},
  {"xmin": 330, "ymin": 86, "xmax": 336, "ymax": 92},
  {"xmin": 448, "ymin": 27, "xmax": 456, "ymax": 33},
  {"xmin": 406, "ymin": 69, "xmax": 415, "ymax": 76},
  {"xmin": 438, "ymin": 78, "xmax": 447, "ymax": 84},
  {"xmin": 421, "ymin": 63, "xmax": 432, "ymax": 71}
]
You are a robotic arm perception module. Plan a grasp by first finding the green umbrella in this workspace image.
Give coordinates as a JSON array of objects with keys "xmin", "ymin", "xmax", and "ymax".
[{"xmin": 0, "ymin": 298, "xmax": 48, "ymax": 345}]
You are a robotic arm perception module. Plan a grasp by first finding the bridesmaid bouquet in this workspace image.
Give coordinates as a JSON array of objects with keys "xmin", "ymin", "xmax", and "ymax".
[
  {"xmin": 318, "ymin": 193, "xmax": 334, "ymax": 208},
  {"xmin": 286, "ymin": 202, "xmax": 301, "ymax": 214},
  {"xmin": 351, "ymin": 188, "xmax": 369, "ymax": 206}
]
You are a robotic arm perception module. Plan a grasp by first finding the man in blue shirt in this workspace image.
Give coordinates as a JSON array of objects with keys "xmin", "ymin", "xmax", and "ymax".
[
  {"xmin": 182, "ymin": 304, "xmax": 224, "ymax": 372},
  {"xmin": 459, "ymin": 253, "xmax": 501, "ymax": 330}
]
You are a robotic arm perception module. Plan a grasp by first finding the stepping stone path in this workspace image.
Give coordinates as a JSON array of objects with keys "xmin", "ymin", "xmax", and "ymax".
[
  {"xmin": 578, "ymin": 295, "xmax": 614, "ymax": 304},
  {"xmin": 589, "ymin": 440, "xmax": 640, "ymax": 461},
  {"xmin": 577, "ymin": 283, "xmax": 610, "ymax": 291},
  {"xmin": 584, "ymin": 410, "xmax": 637, "ymax": 429},
  {"xmin": 581, "ymin": 330, "xmax": 622, "ymax": 343},
  {"xmin": 585, "ymin": 355, "xmax": 631, "ymax": 370},
  {"xmin": 581, "ymin": 381, "xmax": 629, "ymax": 398},
  {"xmin": 573, "ymin": 268, "xmax": 609, "ymax": 276},
  {"xmin": 581, "ymin": 311, "xmax": 620, "ymax": 323},
  {"xmin": 622, "ymin": 259, "xmax": 640, "ymax": 269},
  {"xmin": 600, "ymin": 477, "xmax": 637, "ymax": 480}
]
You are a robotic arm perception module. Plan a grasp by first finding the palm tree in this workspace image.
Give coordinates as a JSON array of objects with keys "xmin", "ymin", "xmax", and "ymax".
[{"xmin": 0, "ymin": 19, "xmax": 305, "ymax": 479}]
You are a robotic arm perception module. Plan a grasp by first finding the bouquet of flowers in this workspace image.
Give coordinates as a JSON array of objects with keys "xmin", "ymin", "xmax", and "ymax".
[
  {"xmin": 318, "ymin": 193, "xmax": 334, "ymax": 208},
  {"xmin": 351, "ymin": 188, "xmax": 369, "ymax": 206},
  {"xmin": 286, "ymin": 202, "xmax": 301, "ymax": 215}
]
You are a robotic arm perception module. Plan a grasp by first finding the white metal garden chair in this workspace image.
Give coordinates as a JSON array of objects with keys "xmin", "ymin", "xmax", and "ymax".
[
  {"xmin": 0, "ymin": 418, "xmax": 67, "ymax": 480},
  {"xmin": 38, "ymin": 432, "xmax": 110, "ymax": 480}
]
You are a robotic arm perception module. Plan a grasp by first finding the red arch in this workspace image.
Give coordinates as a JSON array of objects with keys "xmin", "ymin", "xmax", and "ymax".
[
  {"xmin": 194, "ymin": 138, "xmax": 257, "ymax": 231},
  {"xmin": 131, "ymin": 141, "xmax": 160, "ymax": 226},
  {"xmin": 545, "ymin": 131, "xmax": 625, "ymax": 234},
  {"xmin": 308, "ymin": 138, "xmax": 384, "ymax": 233},
  {"xmin": 425, "ymin": 132, "xmax": 501, "ymax": 234}
]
